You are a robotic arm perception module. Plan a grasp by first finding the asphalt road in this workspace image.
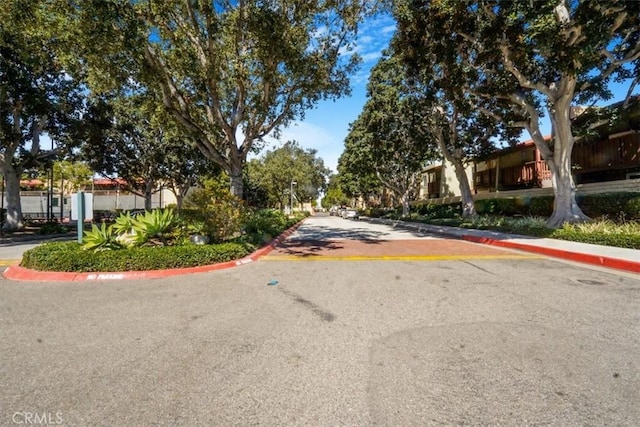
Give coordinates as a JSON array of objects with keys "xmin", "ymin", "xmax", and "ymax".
[{"xmin": 1, "ymin": 215, "xmax": 639, "ymax": 426}]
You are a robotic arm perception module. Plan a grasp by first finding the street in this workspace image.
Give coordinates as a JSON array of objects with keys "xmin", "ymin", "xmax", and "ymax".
[{"xmin": 1, "ymin": 215, "xmax": 639, "ymax": 425}]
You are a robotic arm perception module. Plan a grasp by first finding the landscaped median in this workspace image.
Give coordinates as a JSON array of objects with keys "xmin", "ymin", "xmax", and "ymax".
[{"xmin": 3, "ymin": 219, "xmax": 304, "ymax": 282}]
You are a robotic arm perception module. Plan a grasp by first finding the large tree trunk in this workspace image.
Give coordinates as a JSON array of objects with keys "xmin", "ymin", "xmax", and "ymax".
[
  {"xmin": 229, "ymin": 162, "xmax": 244, "ymax": 199},
  {"xmin": 144, "ymin": 180, "xmax": 153, "ymax": 211},
  {"xmin": 545, "ymin": 94, "xmax": 589, "ymax": 228},
  {"xmin": 1, "ymin": 166, "xmax": 24, "ymax": 232},
  {"xmin": 436, "ymin": 132, "xmax": 476, "ymax": 218},
  {"xmin": 452, "ymin": 161, "xmax": 476, "ymax": 218},
  {"xmin": 400, "ymin": 191, "xmax": 410, "ymax": 217}
]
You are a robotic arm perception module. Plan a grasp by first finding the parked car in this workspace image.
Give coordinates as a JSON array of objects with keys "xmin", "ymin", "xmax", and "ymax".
[{"xmin": 344, "ymin": 209, "xmax": 359, "ymax": 220}]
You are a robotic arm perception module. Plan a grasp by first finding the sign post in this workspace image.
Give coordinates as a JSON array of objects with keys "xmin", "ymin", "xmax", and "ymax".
[
  {"xmin": 71, "ymin": 192, "xmax": 93, "ymax": 243},
  {"xmin": 76, "ymin": 192, "xmax": 84, "ymax": 243}
]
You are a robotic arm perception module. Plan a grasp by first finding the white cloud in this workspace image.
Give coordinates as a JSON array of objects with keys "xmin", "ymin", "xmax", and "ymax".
[
  {"xmin": 255, "ymin": 121, "xmax": 344, "ymax": 173},
  {"xmin": 381, "ymin": 24, "xmax": 396, "ymax": 35},
  {"xmin": 361, "ymin": 51, "xmax": 382, "ymax": 63}
]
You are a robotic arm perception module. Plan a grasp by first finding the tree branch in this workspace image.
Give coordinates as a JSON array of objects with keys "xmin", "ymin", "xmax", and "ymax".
[{"xmin": 499, "ymin": 44, "xmax": 554, "ymax": 98}]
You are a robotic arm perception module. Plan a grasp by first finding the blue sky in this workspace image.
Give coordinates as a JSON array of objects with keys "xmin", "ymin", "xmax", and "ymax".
[{"xmin": 262, "ymin": 13, "xmax": 397, "ymax": 174}]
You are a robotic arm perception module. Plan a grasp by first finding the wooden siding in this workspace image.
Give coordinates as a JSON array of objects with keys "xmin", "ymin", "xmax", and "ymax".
[{"xmin": 573, "ymin": 132, "xmax": 640, "ymax": 173}]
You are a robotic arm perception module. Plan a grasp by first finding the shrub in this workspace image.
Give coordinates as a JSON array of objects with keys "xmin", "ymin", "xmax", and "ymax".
[
  {"xmin": 551, "ymin": 219, "xmax": 640, "ymax": 249},
  {"xmin": 362, "ymin": 207, "xmax": 383, "ymax": 218},
  {"xmin": 577, "ymin": 192, "xmax": 640, "ymax": 218},
  {"xmin": 527, "ymin": 196, "xmax": 554, "ymax": 216},
  {"xmin": 182, "ymin": 177, "xmax": 247, "ymax": 243},
  {"xmin": 415, "ymin": 202, "xmax": 461, "ymax": 218},
  {"xmin": 244, "ymin": 209, "xmax": 287, "ymax": 237},
  {"xmin": 475, "ymin": 198, "xmax": 521, "ymax": 215},
  {"xmin": 22, "ymin": 241, "xmax": 255, "ymax": 272},
  {"xmin": 624, "ymin": 197, "xmax": 640, "ymax": 219},
  {"xmin": 38, "ymin": 221, "xmax": 69, "ymax": 235},
  {"xmin": 130, "ymin": 208, "xmax": 178, "ymax": 246},
  {"xmin": 82, "ymin": 223, "xmax": 126, "ymax": 252}
]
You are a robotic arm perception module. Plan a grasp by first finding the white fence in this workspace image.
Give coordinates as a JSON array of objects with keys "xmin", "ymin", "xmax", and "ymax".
[{"xmin": 4, "ymin": 188, "xmax": 177, "ymax": 221}]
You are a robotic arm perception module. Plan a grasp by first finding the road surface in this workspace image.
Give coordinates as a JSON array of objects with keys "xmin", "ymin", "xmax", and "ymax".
[{"xmin": 1, "ymin": 215, "xmax": 639, "ymax": 425}]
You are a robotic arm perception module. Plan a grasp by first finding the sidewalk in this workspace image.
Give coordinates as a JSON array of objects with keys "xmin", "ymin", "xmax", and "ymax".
[{"xmin": 363, "ymin": 217, "xmax": 639, "ymax": 274}]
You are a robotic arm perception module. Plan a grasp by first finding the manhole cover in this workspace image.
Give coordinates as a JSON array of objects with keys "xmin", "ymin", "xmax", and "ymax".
[{"xmin": 576, "ymin": 279, "xmax": 608, "ymax": 286}]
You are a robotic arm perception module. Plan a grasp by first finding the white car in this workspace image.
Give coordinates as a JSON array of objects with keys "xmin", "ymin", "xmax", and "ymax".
[{"xmin": 344, "ymin": 209, "xmax": 359, "ymax": 220}]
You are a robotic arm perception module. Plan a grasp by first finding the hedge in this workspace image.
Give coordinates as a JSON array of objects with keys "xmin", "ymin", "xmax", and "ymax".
[
  {"xmin": 21, "ymin": 241, "xmax": 255, "ymax": 272},
  {"xmin": 412, "ymin": 192, "xmax": 640, "ymax": 219}
]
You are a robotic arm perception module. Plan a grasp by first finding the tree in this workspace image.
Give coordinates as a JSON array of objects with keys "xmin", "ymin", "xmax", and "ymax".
[
  {"xmin": 246, "ymin": 141, "xmax": 330, "ymax": 210},
  {"xmin": 53, "ymin": 159, "xmax": 92, "ymax": 196},
  {"xmin": 341, "ymin": 52, "xmax": 435, "ymax": 217},
  {"xmin": 73, "ymin": 0, "xmax": 368, "ymax": 199},
  {"xmin": 0, "ymin": 1, "xmax": 84, "ymax": 230},
  {"xmin": 395, "ymin": 0, "xmax": 640, "ymax": 227},
  {"xmin": 81, "ymin": 93, "xmax": 210, "ymax": 210},
  {"xmin": 389, "ymin": 38, "xmax": 519, "ymax": 217},
  {"xmin": 321, "ymin": 175, "xmax": 351, "ymax": 208}
]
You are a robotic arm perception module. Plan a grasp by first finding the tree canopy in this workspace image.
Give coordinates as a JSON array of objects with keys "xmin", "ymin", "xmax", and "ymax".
[
  {"xmin": 72, "ymin": 0, "xmax": 369, "ymax": 199},
  {"xmin": 1, "ymin": 0, "xmax": 85, "ymax": 230},
  {"xmin": 394, "ymin": 0, "xmax": 640, "ymax": 226},
  {"xmin": 246, "ymin": 140, "xmax": 330, "ymax": 210},
  {"xmin": 340, "ymin": 50, "xmax": 435, "ymax": 216}
]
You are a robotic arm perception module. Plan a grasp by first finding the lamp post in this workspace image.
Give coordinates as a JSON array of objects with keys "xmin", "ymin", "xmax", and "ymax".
[{"xmin": 290, "ymin": 180, "xmax": 297, "ymax": 214}]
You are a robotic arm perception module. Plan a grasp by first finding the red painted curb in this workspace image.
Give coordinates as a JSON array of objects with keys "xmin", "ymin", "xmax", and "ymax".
[
  {"xmin": 461, "ymin": 235, "xmax": 640, "ymax": 274},
  {"xmin": 2, "ymin": 219, "xmax": 306, "ymax": 282}
]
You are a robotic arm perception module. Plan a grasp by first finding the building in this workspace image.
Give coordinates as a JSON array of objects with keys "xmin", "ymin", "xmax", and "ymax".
[{"xmin": 419, "ymin": 98, "xmax": 640, "ymax": 202}]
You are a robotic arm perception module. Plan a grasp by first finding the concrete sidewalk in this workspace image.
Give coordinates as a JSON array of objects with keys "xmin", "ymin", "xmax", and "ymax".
[{"xmin": 363, "ymin": 217, "xmax": 639, "ymax": 274}]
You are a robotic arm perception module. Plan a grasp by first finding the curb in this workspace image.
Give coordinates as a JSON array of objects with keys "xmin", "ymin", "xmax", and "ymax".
[
  {"xmin": 2, "ymin": 220, "xmax": 305, "ymax": 282},
  {"xmin": 362, "ymin": 217, "xmax": 640, "ymax": 274},
  {"xmin": 459, "ymin": 235, "xmax": 640, "ymax": 274}
]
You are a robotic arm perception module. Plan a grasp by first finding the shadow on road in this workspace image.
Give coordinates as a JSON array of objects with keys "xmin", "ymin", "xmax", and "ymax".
[
  {"xmin": 289, "ymin": 224, "xmax": 392, "ymax": 241},
  {"xmin": 275, "ymin": 240, "xmax": 346, "ymax": 257}
]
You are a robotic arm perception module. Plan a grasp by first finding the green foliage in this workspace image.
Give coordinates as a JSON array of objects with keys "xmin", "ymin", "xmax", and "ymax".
[
  {"xmin": 111, "ymin": 212, "xmax": 136, "ymax": 235},
  {"xmin": 83, "ymin": 209, "xmax": 179, "ymax": 251},
  {"xmin": 22, "ymin": 241, "xmax": 254, "ymax": 272},
  {"xmin": 528, "ymin": 196, "xmax": 555, "ymax": 217},
  {"xmin": 551, "ymin": 220, "xmax": 640, "ymax": 250},
  {"xmin": 393, "ymin": 0, "xmax": 639, "ymax": 225},
  {"xmin": 363, "ymin": 208, "xmax": 387, "ymax": 218},
  {"xmin": 246, "ymin": 141, "xmax": 330, "ymax": 209},
  {"xmin": 625, "ymin": 197, "xmax": 640, "ymax": 219},
  {"xmin": 415, "ymin": 203, "xmax": 462, "ymax": 219},
  {"xmin": 38, "ymin": 222, "xmax": 69, "ymax": 235},
  {"xmin": 130, "ymin": 208, "xmax": 178, "ymax": 246},
  {"xmin": 21, "ymin": 210, "xmax": 310, "ymax": 272},
  {"xmin": 576, "ymin": 192, "xmax": 640, "ymax": 219},
  {"xmin": 53, "ymin": 161, "xmax": 92, "ymax": 194},
  {"xmin": 182, "ymin": 177, "xmax": 248, "ymax": 243},
  {"xmin": 243, "ymin": 209, "xmax": 287, "ymax": 241},
  {"xmin": 82, "ymin": 223, "xmax": 126, "ymax": 252},
  {"xmin": 475, "ymin": 198, "xmax": 522, "ymax": 216},
  {"xmin": 339, "ymin": 49, "xmax": 435, "ymax": 213},
  {"xmin": 0, "ymin": 1, "xmax": 85, "ymax": 231},
  {"xmin": 76, "ymin": 0, "xmax": 365, "ymax": 198}
]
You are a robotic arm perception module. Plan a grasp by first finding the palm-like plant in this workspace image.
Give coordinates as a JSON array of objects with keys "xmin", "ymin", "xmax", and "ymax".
[
  {"xmin": 112, "ymin": 212, "xmax": 136, "ymax": 234},
  {"xmin": 82, "ymin": 223, "xmax": 125, "ymax": 252},
  {"xmin": 131, "ymin": 209, "xmax": 178, "ymax": 246}
]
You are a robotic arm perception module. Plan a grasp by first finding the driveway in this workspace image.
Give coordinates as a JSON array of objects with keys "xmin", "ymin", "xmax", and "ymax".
[{"xmin": 1, "ymin": 216, "xmax": 639, "ymax": 425}]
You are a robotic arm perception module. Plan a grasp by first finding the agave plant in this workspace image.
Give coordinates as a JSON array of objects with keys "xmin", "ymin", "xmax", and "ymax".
[
  {"xmin": 130, "ymin": 208, "xmax": 178, "ymax": 246},
  {"xmin": 112, "ymin": 211, "xmax": 136, "ymax": 235},
  {"xmin": 82, "ymin": 223, "xmax": 125, "ymax": 252}
]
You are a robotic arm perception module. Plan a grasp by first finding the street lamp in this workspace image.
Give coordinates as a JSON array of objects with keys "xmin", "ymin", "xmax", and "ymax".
[{"xmin": 290, "ymin": 181, "xmax": 297, "ymax": 214}]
